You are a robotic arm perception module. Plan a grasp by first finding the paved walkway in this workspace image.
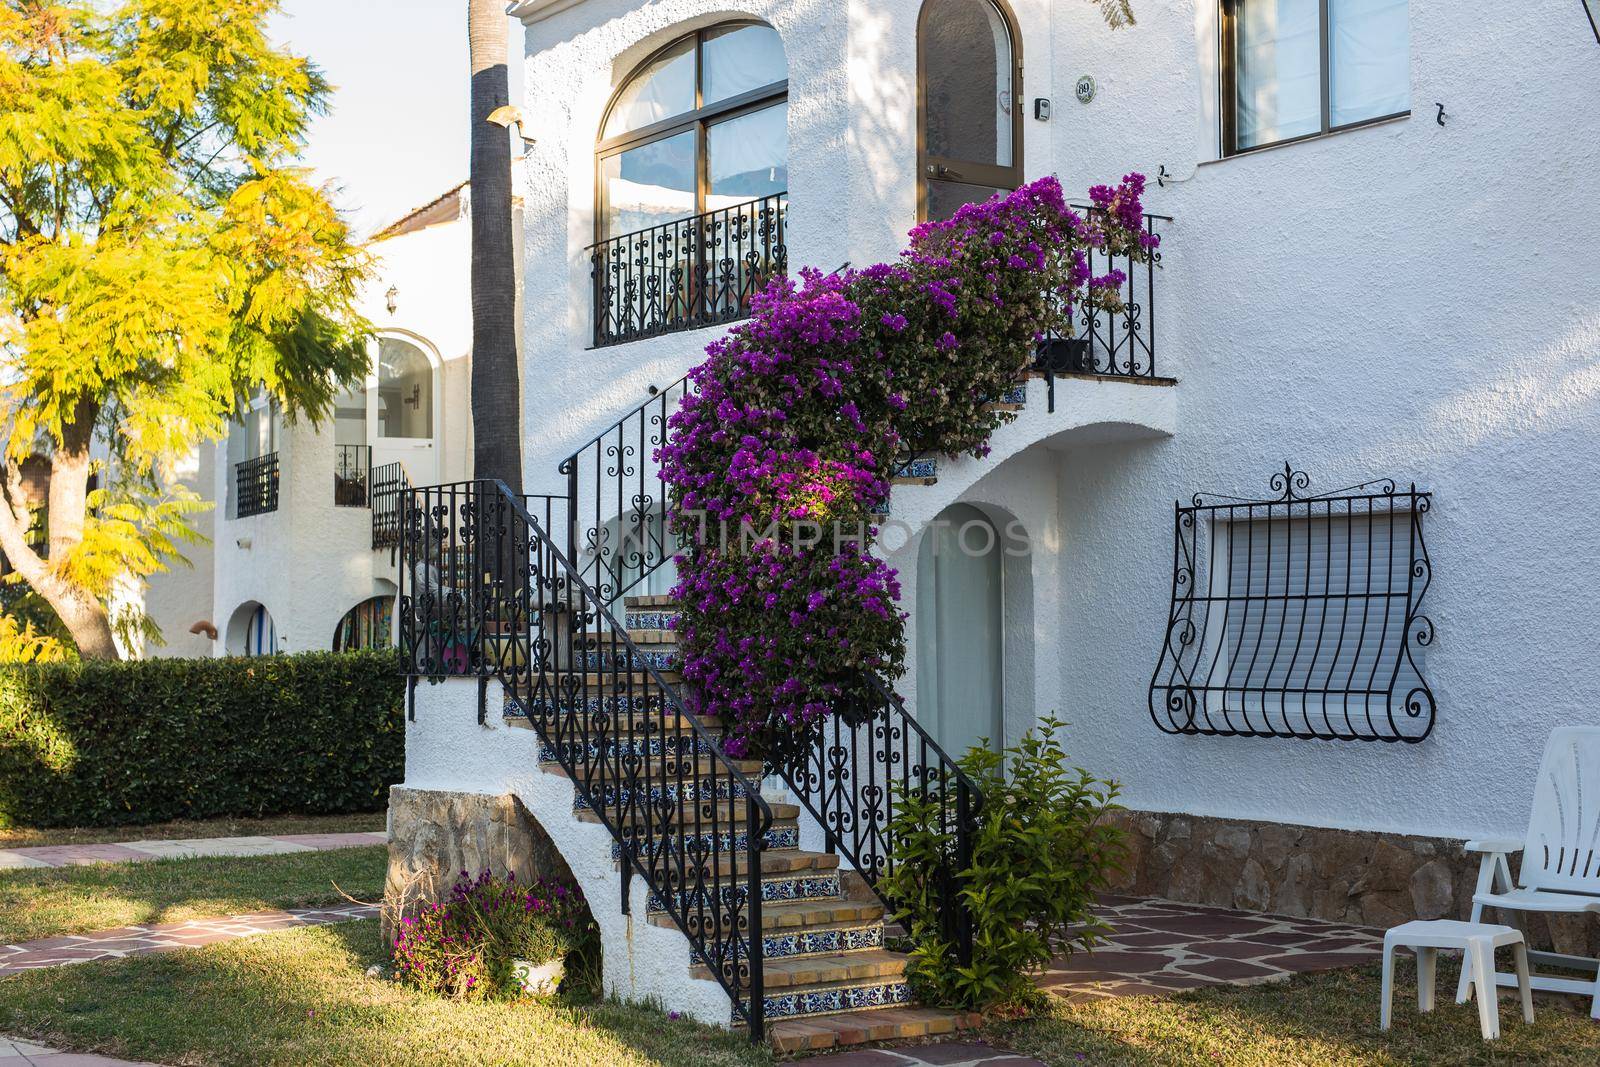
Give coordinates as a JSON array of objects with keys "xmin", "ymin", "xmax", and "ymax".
[
  {"xmin": 0, "ymin": 903, "xmax": 380, "ymax": 976},
  {"xmin": 0, "ymin": 832, "xmax": 386, "ymax": 871},
  {"xmin": 0, "ymin": 1035, "xmax": 158, "ymax": 1066}
]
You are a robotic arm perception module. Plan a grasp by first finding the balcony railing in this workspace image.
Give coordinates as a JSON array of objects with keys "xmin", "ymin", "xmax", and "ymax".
[
  {"xmin": 1036, "ymin": 207, "xmax": 1168, "ymax": 382},
  {"xmin": 235, "ymin": 453, "xmax": 280, "ymax": 518},
  {"xmin": 335, "ymin": 444, "xmax": 371, "ymax": 507},
  {"xmin": 589, "ymin": 192, "xmax": 788, "ymax": 348}
]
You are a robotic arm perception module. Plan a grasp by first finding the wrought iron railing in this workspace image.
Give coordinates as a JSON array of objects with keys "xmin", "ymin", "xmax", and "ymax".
[
  {"xmin": 371, "ymin": 461, "xmax": 409, "ymax": 550},
  {"xmin": 559, "ymin": 378, "xmax": 687, "ymax": 605},
  {"xmin": 590, "ymin": 193, "xmax": 788, "ymax": 347},
  {"xmin": 335, "ymin": 444, "xmax": 371, "ymax": 507},
  {"xmin": 398, "ymin": 480, "xmax": 771, "ymax": 1037},
  {"xmin": 784, "ymin": 675, "xmax": 983, "ymax": 966},
  {"xmin": 1036, "ymin": 208, "xmax": 1167, "ymax": 383},
  {"xmin": 234, "ymin": 453, "xmax": 279, "ymax": 518}
]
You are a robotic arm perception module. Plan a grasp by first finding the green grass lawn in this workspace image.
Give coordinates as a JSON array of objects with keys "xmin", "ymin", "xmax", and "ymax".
[
  {"xmin": 0, "ymin": 845, "xmax": 387, "ymax": 944},
  {"xmin": 0, "ymin": 810, "xmax": 386, "ymax": 850},
  {"xmin": 5, "ymin": 917, "xmax": 1600, "ymax": 1067}
]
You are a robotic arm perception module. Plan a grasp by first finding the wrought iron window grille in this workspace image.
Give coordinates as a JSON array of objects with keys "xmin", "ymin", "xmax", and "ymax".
[
  {"xmin": 234, "ymin": 453, "xmax": 280, "ymax": 519},
  {"xmin": 1148, "ymin": 463, "xmax": 1435, "ymax": 743},
  {"xmin": 334, "ymin": 444, "xmax": 371, "ymax": 507}
]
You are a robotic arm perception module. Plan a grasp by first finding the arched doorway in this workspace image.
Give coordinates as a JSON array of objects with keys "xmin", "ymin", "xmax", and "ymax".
[
  {"xmin": 226, "ymin": 601, "xmax": 278, "ymax": 657},
  {"xmin": 370, "ymin": 335, "xmax": 439, "ymax": 486},
  {"xmin": 916, "ymin": 503, "xmax": 1004, "ymax": 755},
  {"xmin": 917, "ymin": 0, "xmax": 1023, "ymax": 221},
  {"xmin": 334, "ymin": 595, "xmax": 396, "ymax": 651}
]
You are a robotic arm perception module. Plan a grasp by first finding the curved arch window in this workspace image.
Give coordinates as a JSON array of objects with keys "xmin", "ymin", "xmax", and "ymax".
[
  {"xmin": 597, "ymin": 22, "xmax": 788, "ymax": 241},
  {"xmin": 334, "ymin": 596, "xmax": 395, "ymax": 652},
  {"xmin": 377, "ymin": 337, "xmax": 433, "ymax": 439},
  {"xmin": 917, "ymin": 0, "xmax": 1022, "ymax": 221}
]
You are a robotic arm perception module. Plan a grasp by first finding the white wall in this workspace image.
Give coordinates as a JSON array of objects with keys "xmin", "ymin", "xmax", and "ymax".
[{"xmin": 502, "ymin": 0, "xmax": 1600, "ymax": 845}]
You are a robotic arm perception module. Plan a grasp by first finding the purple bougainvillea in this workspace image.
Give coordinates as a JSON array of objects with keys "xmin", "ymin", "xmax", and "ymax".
[{"xmin": 660, "ymin": 175, "xmax": 1157, "ymax": 758}]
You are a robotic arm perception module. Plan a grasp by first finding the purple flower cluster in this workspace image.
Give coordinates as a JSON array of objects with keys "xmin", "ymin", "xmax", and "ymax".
[
  {"xmin": 660, "ymin": 175, "xmax": 1156, "ymax": 757},
  {"xmin": 392, "ymin": 869, "xmax": 594, "ymax": 1002}
]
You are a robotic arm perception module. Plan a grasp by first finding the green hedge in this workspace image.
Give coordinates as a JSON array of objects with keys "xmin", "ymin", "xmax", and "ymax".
[{"xmin": 0, "ymin": 651, "xmax": 404, "ymax": 829}]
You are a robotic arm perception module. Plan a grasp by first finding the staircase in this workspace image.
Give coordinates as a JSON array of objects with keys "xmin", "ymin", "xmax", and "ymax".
[{"xmin": 495, "ymin": 591, "xmax": 981, "ymax": 1052}]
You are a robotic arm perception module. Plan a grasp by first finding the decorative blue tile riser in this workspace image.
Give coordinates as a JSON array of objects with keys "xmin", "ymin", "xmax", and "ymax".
[
  {"xmin": 611, "ymin": 824, "xmax": 799, "ymax": 859},
  {"xmin": 573, "ymin": 776, "xmax": 758, "ymax": 811},
  {"xmin": 648, "ymin": 872, "xmax": 841, "ymax": 912},
  {"xmin": 579, "ymin": 648, "xmax": 677, "ymax": 671},
  {"xmin": 760, "ymin": 923, "xmax": 883, "ymax": 960},
  {"xmin": 505, "ymin": 693, "xmax": 668, "ymax": 720},
  {"xmin": 1000, "ymin": 383, "xmax": 1027, "ymax": 404},
  {"xmin": 893, "ymin": 457, "xmax": 937, "ymax": 480},
  {"xmin": 744, "ymin": 979, "xmax": 914, "ymax": 1022},
  {"xmin": 626, "ymin": 610, "xmax": 679, "ymax": 632},
  {"xmin": 539, "ymin": 735, "xmax": 705, "ymax": 764}
]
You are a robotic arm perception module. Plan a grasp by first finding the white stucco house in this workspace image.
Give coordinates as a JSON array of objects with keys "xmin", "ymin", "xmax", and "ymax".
[
  {"xmin": 142, "ymin": 183, "xmax": 488, "ymax": 659},
  {"xmin": 384, "ymin": 0, "xmax": 1600, "ymax": 1051}
]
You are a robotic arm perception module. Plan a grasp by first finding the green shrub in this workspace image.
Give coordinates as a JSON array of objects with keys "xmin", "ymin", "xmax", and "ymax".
[
  {"xmin": 392, "ymin": 870, "xmax": 600, "ymax": 1002},
  {"xmin": 881, "ymin": 717, "xmax": 1125, "ymax": 1012},
  {"xmin": 0, "ymin": 651, "xmax": 403, "ymax": 828}
]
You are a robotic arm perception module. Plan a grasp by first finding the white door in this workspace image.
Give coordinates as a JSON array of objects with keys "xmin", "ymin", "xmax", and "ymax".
[
  {"xmin": 369, "ymin": 336, "xmax": 439, "ymax": 486},
  {"xmin": 915, "ymin": 503, "xmax": 1004, "ymax": 757}
]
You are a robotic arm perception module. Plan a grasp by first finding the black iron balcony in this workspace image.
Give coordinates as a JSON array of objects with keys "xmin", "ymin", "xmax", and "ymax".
[
  {"xmin": 589, "ymin": 192, "xmax": 788, "ymax": 348},
  {"xmin": 334, "ymin": 444, "xmax": 370, "ymax": 507},
  {"xmin": 1035, "ymin": 207, "xmax": 1168, "ymax": 382},
  {"xmin": 235, "ymin": 453, "xmax": 279, "ymax": 518}
]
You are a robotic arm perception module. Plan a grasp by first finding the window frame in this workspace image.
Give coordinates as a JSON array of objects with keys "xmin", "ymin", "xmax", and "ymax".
[
  {"xmin": 595, "ymin": 21, "xmax": 788, "ymax": 244},
  {"xmin": 916, "ymin": 0, "xmax": 1025, "ymax": 222},
  {"xmin": 1219, "ymin": 0, "xmax": 1411, "ymax": 158}
]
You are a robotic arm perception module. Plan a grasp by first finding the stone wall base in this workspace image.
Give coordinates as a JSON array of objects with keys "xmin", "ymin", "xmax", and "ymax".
[
  {"xmin": 382, "ymin": 785, "xmax": 573, "ymax": 945},
  {"xmin": 1108, "ymin": 810, "xmax": 1600, "ymax": 957}
]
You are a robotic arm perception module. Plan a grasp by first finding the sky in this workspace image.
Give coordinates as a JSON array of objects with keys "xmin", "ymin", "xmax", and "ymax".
[{"xmin": 269, "ymin": 1, "xmax": 525, "ymax": 237}]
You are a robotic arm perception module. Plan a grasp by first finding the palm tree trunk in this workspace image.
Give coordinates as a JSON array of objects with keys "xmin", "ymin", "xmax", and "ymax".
[{"xmin": 468, "ymin": 0, "xmax": 523, "ymax": 490}]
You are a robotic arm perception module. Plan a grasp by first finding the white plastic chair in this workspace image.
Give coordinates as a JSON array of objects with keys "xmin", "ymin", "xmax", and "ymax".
[{"xmin": 1457, "ymin": 726, "xmax": 1600, "ymax": 1017}]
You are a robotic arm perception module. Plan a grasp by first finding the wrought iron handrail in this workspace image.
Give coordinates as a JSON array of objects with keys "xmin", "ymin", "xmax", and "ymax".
[
  {"xmin": 1036, "ymin": 207, "xmax": 1166, "ymax": 385},
  {"xmin": 371, "ymin": 461, "xmax": 410, "ymax": 550},
  {"xmin": 589, "ymin": 192, "xmax": 788, "ymax": 348},
  {"xmin": 780, "ymin": 673, "xmax": 984, "ymax": 966},
  {"xmin": 557, "ymin": 377, "xmax": 689, "ymax": 605},
  {"xmin": 398, "ymin": 479, "xmax": 772, "ymax": 1037},
  {"xmin": 234, "ymin": 453, "xmax": 279, "ymax": 518}
]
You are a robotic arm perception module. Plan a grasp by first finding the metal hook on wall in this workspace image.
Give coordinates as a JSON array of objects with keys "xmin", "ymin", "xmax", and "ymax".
[
  {"xmin": 1434, "ymin": 103, "xmax": 1447, "ymax": 126},
  {"xmin": 1157, "ymin": 164, "xmax": 1171, "ymax": 188}
]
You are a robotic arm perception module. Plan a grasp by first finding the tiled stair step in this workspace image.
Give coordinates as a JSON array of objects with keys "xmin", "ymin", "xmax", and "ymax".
[
  {"xmin": 611, "ymin": 820, "xmax": 801, "ymax": 859},
  {"xmin": 625, "ymin": 609, "xmax": 679, "ymax": 631},
  {"xmin": 571, "ymin": 774, "xmax": 763, "ymax": 811},
  {"xmin": 891, "ymin": 457, "xmax": 938, "ymax": 485},
  {"xmin": 753, "ymin": 920, "xmax": 885, "ymax": 961},
  {"xmin": 757, "ymin": 948, "xmax": 906, "ymax": 991},
  {"xmin": 509, "ymin": 692, "xmax": 669, "ymax": 717},
  {"xmin": 650, "ymin": 895, "xmax": 884, "ymax": 937},
  {"xmin": 579, "ymin": 648, "xmax": 677, "ymax": 672},
  {"xmin": 505, "ymin": 710, "xmax": 723, "ymax": 737},
  {"xmin": 1001, "ymin": 383, "xmax": 1027, "ymax": 404},
  {"xmin": 576, "ymin": 799, "xmax": 800, "ymax": 829},
  {"xmin": 624, "ymin": 594, "xmax": 679, "ymax": 609},
  {"xmin": 625, "ymin": 628, "xmax": 677, "ymax": 646},
  {"xmin": 742, "ymin": 972, "xmax": 914, "ymax": 1023},
  {"xmin": 648, "ymin": 868, "xmax": 843, "ymax": 913},
  {"xmin": 534, "ymin": 734, "xmax": 709, "ymax": 764},
  {"xmin": 628, "ymin": 848, "xmax": 837, "ymax": 882},
  {"xmin": 563, "ymin": 670, "xmax": 682, "ymax": 687},
  {"xmin": 541, "ymin": 754, "xmax": 764, "ymax": 780},
  {"xmin": 765, "ymin": 1006, "xmax": 983, "ymax": 1053}
]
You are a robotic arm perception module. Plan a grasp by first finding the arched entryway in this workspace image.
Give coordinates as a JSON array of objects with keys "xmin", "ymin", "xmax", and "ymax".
[
  {"xmin": 226, "ymin": 601, "xmax": 277, "ymax": 657},
  {"xmin": 916, "ymin": 503, "xmax": 1005, "ymax": 756},
  {"xmin": 370, "ymin": 334, "xmax": 440, "ymax": 485}
]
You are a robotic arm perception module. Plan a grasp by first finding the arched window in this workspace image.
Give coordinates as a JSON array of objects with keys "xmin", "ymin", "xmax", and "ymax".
[
  {"xmin": 917, "ymin": 0, "xmax": 1023, "ymax": 221},
  {"xmin": 334, "ymin": 596, "xmax": 395, "ymax": 651},
  {"xmin": 597, "ymin": 22, "xmax": 788, "ymax": 242},
  {"xmin": 376, "ymin": 337, "xmax": 432, "ymax": 440}
]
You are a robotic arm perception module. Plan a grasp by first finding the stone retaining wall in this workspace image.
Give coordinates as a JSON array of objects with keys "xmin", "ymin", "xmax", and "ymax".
[
  {"xmin": 1108, "ymin": 810, "xmax": 1599, "ymax": 955},
  {"xmin": 382, "ymin": 785, "xmax": 572, "ymax": 944}
]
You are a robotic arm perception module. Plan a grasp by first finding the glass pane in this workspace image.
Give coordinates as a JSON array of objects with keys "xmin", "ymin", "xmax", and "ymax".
[
  {"xmin": 926, "ymin": 179, "xmax": 1006, "ymax": 222},
  {"xmin": 702, "ymin": 24, "xmax": 786, "ymax": 106},
  {"xmin": 601, "ymin": 130, "xmax": 697, "ymax": 238},
  {"xmin": 603, "ymin": 36, "xmax": 695, "ymax": 138},
  {"xmin": 921, "ymin": 0, "xmax": 1014, "ymax": 166},
  {"xmin": 377, "ymin": 338, "xmax": 432, "ymax": 439},
  {"xmin": 1234, "ymin": 0, "xmax": 1322, "ymax": 149},
  {"xmin": 708, "ymin": 102, "xmax": 788, "ymax": 204},
  {"xmin": 1329, "ymin": 0, "xmax": 1409, "ymax": 127}
]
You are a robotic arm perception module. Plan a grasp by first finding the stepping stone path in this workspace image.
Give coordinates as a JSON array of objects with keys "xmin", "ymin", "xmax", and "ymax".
[
  {"xmin": 0, "ymin": 832, "xmax": 386, "ymax": 870},
  {"xmin": 0, "ymin": 903, "xmax": 380, "ymax": 976}
]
